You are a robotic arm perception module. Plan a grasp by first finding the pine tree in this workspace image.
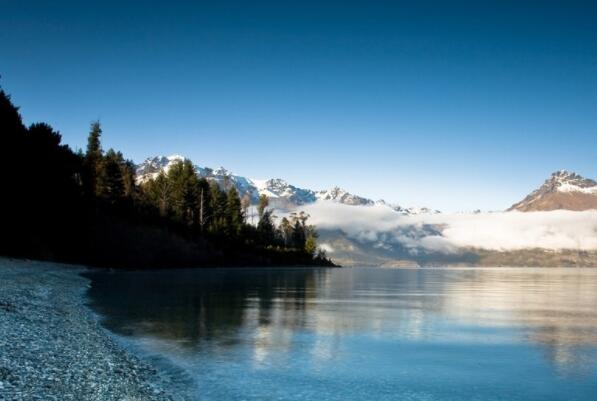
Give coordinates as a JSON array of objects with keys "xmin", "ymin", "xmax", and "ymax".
[
  {"xmin": 0, "ymin": 89, "xmax": 26, "ymax": 139},
  {"xmin": 145, "ymin": 171, "xmax": 171, "ymax": 217},
  {"xmin": 226, "ymin": 188, "xmax": 244, "ymax": 236},
  {"xmin": 291, "ymin": 220, "xmax": 306, "ymax": 250},
  {"xmin": 86, "ymin": 121, "xmax": 102, "ymax": 158},
  {"xmin": 209, "ymin": 182, "xmax": 228, "ymax": 233},
  {"xmin": 0, "ymin": 89, "xmax": 27, "ymax": 171},
  {"xmin": 167, "ymin": 159, "xmax": 199, "ymax": 226},
  {"xmin": 0, "ymin": 83, "xmax": 330, "ymax": 267},
  {"xmin": 84, "ymin": 121, "xmax": 103, "ymax": 196},
  {"xmin": 121, "ymin": 158, "xmax": 136, "ymax": 199},
  {"xmin": 257, "ymin": 210, "xmax": 276, "ymax": 246},
  {"xmin": 96, "ymin": 149, "xmax": 125, "ymax": 203}
]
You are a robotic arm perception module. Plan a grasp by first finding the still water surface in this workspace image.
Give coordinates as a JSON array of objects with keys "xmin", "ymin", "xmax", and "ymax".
[{"xmin": 86, "ymin": 267, "xmax": 597, "ymax": 400}]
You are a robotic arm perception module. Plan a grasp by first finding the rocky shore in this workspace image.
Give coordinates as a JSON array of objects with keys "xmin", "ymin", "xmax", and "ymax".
[{"xmin": 0, "ymin": 258, "xmax": 172, "ymax": 401}]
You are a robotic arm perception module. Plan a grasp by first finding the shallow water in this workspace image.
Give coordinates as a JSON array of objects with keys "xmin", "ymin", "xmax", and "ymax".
[{"xmin": 86, "ymin": 267, "xmax": 597, "ymax": 401}]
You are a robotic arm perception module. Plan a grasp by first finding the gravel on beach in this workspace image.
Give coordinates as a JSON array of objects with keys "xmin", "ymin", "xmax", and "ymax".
[{"xmin": 0, "ymin": 258, "xmax": 172, "ymax": 401}]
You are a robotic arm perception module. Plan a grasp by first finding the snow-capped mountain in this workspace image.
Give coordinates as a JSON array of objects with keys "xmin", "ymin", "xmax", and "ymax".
[
  {"xmin": 135, "ymin": 155, "xmax": 186, "ymax": 181},
  {"xmin": 136, "ymin": 156, "xmax": 260, "ymax": 200},
  {"xmin": 198, "ymin": 166, "xmax": 257, "ymax": 200},
  {"xmin": 509, "ymin": 170, "xmax": 597, "ymax": 212},
  {"xmin": 135, "ymin": 155, "xmax": 436, "ymax": 214},
  {"xmin": 375, "ymin": 199, "xmax": 441, "ymax": 215},
  {"xmin": 316, "ymin": 187, "xmax": 374, "ymax": 206},
  {"xmin": 252, "ymin": 179, "xmax": 317, "ymax": 206}
]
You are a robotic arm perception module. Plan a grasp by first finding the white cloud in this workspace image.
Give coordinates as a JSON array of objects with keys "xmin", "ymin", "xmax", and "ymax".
[
  {"xmin": 318, "ymin": 243, "xmax": 335, "ymax": 253},
  {"xmin": 295, "ymin": 202, "xmax": 597, "ymax": 252}
]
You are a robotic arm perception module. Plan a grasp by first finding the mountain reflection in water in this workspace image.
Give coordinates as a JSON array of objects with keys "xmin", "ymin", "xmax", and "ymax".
[{"xmin": 86, "ymin": 267, "xmax": 597, "ymax": 401}]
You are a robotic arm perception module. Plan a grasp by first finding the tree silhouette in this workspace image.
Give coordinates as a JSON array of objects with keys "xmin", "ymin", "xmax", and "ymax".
[
  {"xmin": 85, "ymin": 121, "xmax": 103, "ymax": 197},
  {"xmin": 0, "ymin": 84, "xmax": 334, "ymax": 268}
]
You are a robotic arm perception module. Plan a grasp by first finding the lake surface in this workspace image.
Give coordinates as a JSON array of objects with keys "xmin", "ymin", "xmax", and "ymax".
[{"xmin": 86, "ymin": 267, "xmax": 597, "ymax": 401}]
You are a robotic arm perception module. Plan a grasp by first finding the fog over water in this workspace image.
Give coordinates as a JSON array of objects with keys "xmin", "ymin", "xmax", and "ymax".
[{"xmin": 299, "ymin": 203, "xmax": 597, "ymax": 252}]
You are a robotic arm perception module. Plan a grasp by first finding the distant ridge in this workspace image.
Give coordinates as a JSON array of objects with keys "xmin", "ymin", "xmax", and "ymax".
[
  {"xmin": 509, "ymin": 170, "xmax": 597, "ymax": 212},
  {"xmin": 135, "ymin": 155, "xmax": 437, "ymax": 213}
]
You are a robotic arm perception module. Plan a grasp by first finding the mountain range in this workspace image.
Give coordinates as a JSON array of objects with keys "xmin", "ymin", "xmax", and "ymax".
[
  {"xmin": 136, "ymin": 155, "xmax": 439, "ymax": 214},
  {"xmin": 138, "ymin": 156, "xmax": 597, "ymax": 214},
  {"xmin": 136, "ymin": 156, "xmax": 597, "ymax": 267}
]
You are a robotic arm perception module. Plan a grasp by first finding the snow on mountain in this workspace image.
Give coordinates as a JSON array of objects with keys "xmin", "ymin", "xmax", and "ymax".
[
  {"xmin": 135, "ymin": 155, "xmax": 438, "ymax": 213},
  {"xmin": 253, "ymin": 179, "xmax": 317, "ymax": 205},
  {"xmin": 376, "ymin": 200, "xmax": 440, "ymax": 215},
  {"xmin": 135, "ymin": 155, "xmax": 186, "ymax": 182},
  {"xmin": 552, "ymin": 170, "xmax": 597, "ymax": 194},
  {"xmin": 198, "ymin": 166, "xmax": 258, "ymax": 200},
  {"xmin": 395, "ymin": 206, "xmax": 442, "ymax": 215},
  {"xmin": 136, "ymin": 157, "xmax": 257, "ymax": 199},
  {"xmin": 509, "ymin": 170, "xmax": 597, "ymax": 212},
  {"xmin": 375, "ymin": 199, "xmax": 441, "ymax": 215},
  {"xmin": 316, "ymin": 187, "xmax": 374, "ymax": 206}
]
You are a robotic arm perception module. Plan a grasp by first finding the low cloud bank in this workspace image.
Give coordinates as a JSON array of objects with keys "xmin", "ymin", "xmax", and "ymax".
[{"xmin": 296, "ymin": 202, "xmax": 597, "ymax": 252}]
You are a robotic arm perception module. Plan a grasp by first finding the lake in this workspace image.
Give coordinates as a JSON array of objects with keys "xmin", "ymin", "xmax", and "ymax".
[{"xmin": 86, "ymin": 267, "xmax": 597, "ymax": 401}]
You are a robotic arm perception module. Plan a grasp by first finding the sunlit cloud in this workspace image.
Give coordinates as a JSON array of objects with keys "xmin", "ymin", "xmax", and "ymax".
[{"xmin": 295, "ymin": 202, "xmax": 597, "ymax": 252}]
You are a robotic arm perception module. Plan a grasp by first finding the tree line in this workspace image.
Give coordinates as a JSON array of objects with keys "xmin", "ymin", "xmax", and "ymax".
[{"xmin": 0, "ymin": 85, "xmax": 334, "ymax": 268}]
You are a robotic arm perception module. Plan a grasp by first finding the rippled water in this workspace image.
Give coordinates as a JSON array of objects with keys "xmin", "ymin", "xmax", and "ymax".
[{"xmin": 86, "ymin": 267, "xmax": 597, "ymax": 401}]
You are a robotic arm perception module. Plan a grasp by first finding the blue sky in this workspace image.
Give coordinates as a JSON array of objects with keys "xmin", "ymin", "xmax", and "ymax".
[{"xmin": 2, "ymin": 1, "xmax": 596, "ymax": 211}]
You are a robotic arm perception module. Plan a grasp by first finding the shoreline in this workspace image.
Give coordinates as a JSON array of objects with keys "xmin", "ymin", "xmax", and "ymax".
[{"xmin": 0, "ymin": 258, "xmax": 172, "ymax": 401}]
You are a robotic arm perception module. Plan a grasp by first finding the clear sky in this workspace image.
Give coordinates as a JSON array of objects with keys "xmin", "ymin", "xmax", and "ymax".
[{"xmin": 2, "ymin": 1, "xmax": 596, "ymax": 211}]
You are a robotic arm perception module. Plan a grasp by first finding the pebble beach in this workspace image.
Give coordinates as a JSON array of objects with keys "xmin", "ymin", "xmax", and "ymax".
[{"xmin": 0, "ymin": 258, "xmax": 172, "ymax": 401}]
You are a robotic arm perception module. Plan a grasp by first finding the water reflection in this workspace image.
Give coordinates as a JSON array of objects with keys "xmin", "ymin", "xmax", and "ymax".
[
  {"xmin": 87, "ymin": 269, "xmax": 327, "ymax": 347},
  {"xmin": 436, "ymin": 268, "xmax": 597, "ymax": 374},
  {"xmin": 86, "ymin": 267, "xmax": 597, "ymax": 400}
]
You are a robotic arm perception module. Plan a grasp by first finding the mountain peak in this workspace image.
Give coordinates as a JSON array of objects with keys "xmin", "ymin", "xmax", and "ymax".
[
  {"xmin": 135, "ymin": 155, "xmax": 187, "ymax": 182},
  {"xmin": 135, "ymin": 154, "xmax": 437, "ymax": 211},
  {"xmin": 266, "ymin": 178, "xmax": 290, "ymax": 186},
  {"xmin": 316, "ymin": 187, "xmax": 374, "ymax": 206},
  {"xmin": 547, "ymin": 170, "xmax": 596, "ymax": 188},
  {"xmin": 167, "ymin": 154, "xmax": 186, "ymax": 161},
  {"xmin": 212, "ymin": 166, "xmax": 231, "ymax": 176},
  {"xmin": 509, "ymin": 170, "xmax": 597, "ymax": 212}
]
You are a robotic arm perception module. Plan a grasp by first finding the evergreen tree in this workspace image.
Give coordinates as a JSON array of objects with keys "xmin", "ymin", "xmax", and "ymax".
[
  {"xmin": 121, "ymin": 158, "xmax": 137, "ymax": 199},
  {"xmin": 168, "ymin": 160, "xmax": 199, "ymax": 226},
  {"xmin": 0, "ymin": 89, "xmax": 27, "ymax": 178},
  {"xmin": 96, "ymin": 149, "xmax": 125, "ymax": 204},
  {"xmin": 0, "ymin": 88, "xmax": 88, "ymax": 258},
  {"xmin": 257, "ymin": 210, "xmax": 276, "ymax": 245},
  {"xmin": 0, "ymin": 84, "xmax": 331, "ymax": 267},
  {"xmin": 0, "ymin": 88, "xmax": 28, "ymax": 247},
  {"xmin": 86, "ymin": 121, "xmax": 102, "ymax": 158},
  {"xmin": 0, "ymin": 89, "xmax": 26, "ymax": 140},
  {"xmin": 27, "ymin": 123, "xmax": 81, "ymax": 198},
  {"xmin": 291, "ymin": 220, "xmax": 306, "ymax": 250},
  {"xmin": 226, "ymin": 188, "xmax": 244, "ymax": 236},
  {"xmin": 84, "ymin": 121, "xmax": 103, "ymax": 196},
  {"xmin": 145, "ymin": 171, "xmax": 172, "ymax": 217},
  {"xmin": 209, "ymin": 181, "xmax": 228, "ymax": 233}
]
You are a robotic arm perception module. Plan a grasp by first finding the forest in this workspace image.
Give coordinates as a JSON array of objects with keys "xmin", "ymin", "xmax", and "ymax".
[{"xmin": 0, "ymin": 85, "xmax": 335, "ymax": 268}]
